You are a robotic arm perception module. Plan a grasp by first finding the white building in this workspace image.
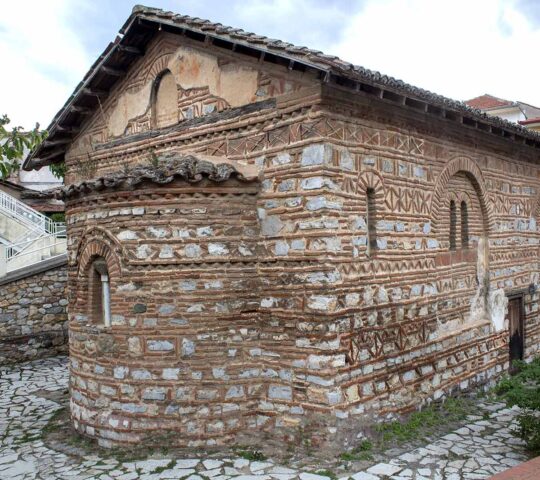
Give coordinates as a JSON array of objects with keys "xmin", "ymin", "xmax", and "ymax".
[{"xmin": 465, "ymin": 94, "xmax": 540, "ymax": 132}]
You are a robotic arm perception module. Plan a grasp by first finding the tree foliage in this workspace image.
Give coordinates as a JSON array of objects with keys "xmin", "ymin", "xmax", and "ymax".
[
  {"xmin": 0, "ymin": 114, "xmax": 47, "ymax": 179},
  {"xmin": 50, "ymin": 161, "xmax": 66, "ymax": 180}
]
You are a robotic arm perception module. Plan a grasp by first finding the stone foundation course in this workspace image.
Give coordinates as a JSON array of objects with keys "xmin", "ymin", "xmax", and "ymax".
[{"xmin": 0, "ymin": 357, "xmax": 532, "ymax": 480}]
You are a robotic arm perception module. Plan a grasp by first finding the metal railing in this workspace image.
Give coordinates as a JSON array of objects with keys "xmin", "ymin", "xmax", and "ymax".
[
  {"xmin": 0, "ymin": 190, "xmax": 67, "ymax": 276},
  {"xmin": 0, "ymin": 237, "xmax": 67, "ymax": 275},
  {"xmin": 0, "ymin": 189, "xmax": 65, "ymax": 235}
]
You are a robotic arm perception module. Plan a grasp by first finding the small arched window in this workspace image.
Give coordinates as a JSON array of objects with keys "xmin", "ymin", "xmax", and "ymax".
[
  {"xmin": 366, "ymin": 187, "xmax": 377, "ymax": 256},
  {"xmin": 89, "ymin": 258, "xmax": 111, "ymax": 327},
  {"xmin": 449, "ymin": 200, "xmax": 457, "ymax": 250},
  {"xmin": 151, "ymin": 70, "xmax": 178, "ymax": 129},
  {"xmin": 461, "ymin": 200, "xmax": 469, "ymax": 248}
]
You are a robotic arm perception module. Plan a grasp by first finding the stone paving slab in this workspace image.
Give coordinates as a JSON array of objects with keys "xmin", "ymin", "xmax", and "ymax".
[{"xmin": 0, "ymin": 357, "xmax": 533, "ymax": 480}]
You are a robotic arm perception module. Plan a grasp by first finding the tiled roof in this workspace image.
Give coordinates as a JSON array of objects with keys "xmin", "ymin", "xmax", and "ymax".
[
  {"xmin": 464, "ymin": 94, "xmax": 514, "ymax": 110},
  {"xmin": 25, "ymin": 5, "xmax": 540, "ymax": 170},
  {"xmin": 127, "ymin": 7, "xmax": 518, "ymax": 120},
  {"xmin": 56, "ymin": 153, "xmax": 256, "ymax": 199}
]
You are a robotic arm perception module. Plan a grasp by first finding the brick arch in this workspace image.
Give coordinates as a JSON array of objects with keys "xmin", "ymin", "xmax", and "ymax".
[
  {"xmin": 75, "ymin": 236, "xmax": 122, "ymax": 321},
  {"xmin": 144, "ymin": 53, "xmax": 174, "ymax": 84},
  {"xmin": 77, "ymin": 239, "xmax": 121, "ymax": 281},
  {"xmin": 431, "ymin": 157, "xmax": 494, "ymax": 236},
  {"xmin": 357, "ymin": 169, "xmax": 385, "ymax": 207},
  {"xmin": 447, "ymin": 191, "xmax": 471, "ymax": 205},
  {"xmin": 74, "ymin": 226, "xmax": 124, "ymax": 274}
]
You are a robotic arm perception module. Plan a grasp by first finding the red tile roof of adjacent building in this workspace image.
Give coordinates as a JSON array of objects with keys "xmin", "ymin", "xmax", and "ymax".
[
  {"xmin": 519, "ymin": 117, "xmax": 540, "ymax": 125},
  {"xmin": 464, "ymin": 94, "xmax": 514, "ymax": 110}
]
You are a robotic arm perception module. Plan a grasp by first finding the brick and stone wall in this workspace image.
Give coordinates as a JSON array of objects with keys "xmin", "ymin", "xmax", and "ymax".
[
  {"xmin": 0, "ymin": 264, "xmax": 68, "ymax": 365},
  {"xmin": 60, "ymin": 33, "xmax": 540, "ymax": 449}
]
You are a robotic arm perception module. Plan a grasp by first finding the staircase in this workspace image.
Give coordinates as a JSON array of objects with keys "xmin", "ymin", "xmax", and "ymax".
[{"xmin": 0, "ymin": 190, "xmax": 66, "ymax": 277}]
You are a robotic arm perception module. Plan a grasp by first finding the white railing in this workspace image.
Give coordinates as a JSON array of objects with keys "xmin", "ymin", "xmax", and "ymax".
[
  {"xmin": 0, "ymin": 189, "xmax": 65, "ymax": 235},
  {"xmin": 0, "ymin": 190, "xmax": 67, "ymax": 276},
  {"xmin": 0, "ymin": 237, "xmax": 67, "ymax": 275}
]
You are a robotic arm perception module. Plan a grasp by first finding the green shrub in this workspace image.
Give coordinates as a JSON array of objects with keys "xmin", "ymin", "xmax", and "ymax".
[
  {"xmin": 515, "ymin": 411, "xmax": 540, "ymax": 453},
  {"xmin": 495, "ymin": 357, "xmax": 540, "ymax": 453},
  {"xmin": 236, "ymin": 449, "xmax": 266, "ymax": 461},
  {"xmin": 49, "ymin": 212, "xmax": 65, "ymax": 223}
]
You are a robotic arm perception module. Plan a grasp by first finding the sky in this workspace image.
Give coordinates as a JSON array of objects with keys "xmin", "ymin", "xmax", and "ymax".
[{"xmin": 1, "ymin": 0, "xmax": 540, "ymax": 130}]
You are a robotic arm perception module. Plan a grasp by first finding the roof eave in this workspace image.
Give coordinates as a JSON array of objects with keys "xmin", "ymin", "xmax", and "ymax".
[
  {"xmin": 23, "ymin": 12, "xmax": 141, "ymax": 171},
  {"xmin": 25, "ymin": 7, "xmax": 540, "ymax": 171}
]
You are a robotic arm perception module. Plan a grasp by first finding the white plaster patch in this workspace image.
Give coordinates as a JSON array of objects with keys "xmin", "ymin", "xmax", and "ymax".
[{"xmin": 489, "ymin": 288, "xmax": 508, "ymax": 332}]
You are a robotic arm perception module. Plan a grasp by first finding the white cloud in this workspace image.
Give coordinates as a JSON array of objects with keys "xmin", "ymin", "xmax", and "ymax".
[
  {"xmin": 0, "ymin": 0, "xmax": 91, "ymax": 130},
  {"xmin": 328, "ymin": 0, "xmax": 540, "ymax": 105},
  {"xmin": 1, "ymin": 0, "xmax": 539, "ymax": 133}
]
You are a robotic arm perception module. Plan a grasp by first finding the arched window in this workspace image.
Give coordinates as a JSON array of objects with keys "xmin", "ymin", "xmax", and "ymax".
[
  {"xmin": 449, "ymin": 200, "xmax": 457, "ymax": 250},
  {"xmin": 151, "ymin": 70, "xmax": 178, "ymax": 129},
  {"xmin": 366, "ymin": 187, "xmax": 377, "ymax": 256},
  {"xmin": 461, "ymin": 200, "xmax": 469, "ymax": 248},
  {"xmin": 89, "ymin": 258, "xmax": 111, "ymax": 327}
]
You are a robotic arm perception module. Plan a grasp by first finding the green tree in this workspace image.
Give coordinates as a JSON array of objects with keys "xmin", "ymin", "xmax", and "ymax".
[{"xmin": 0, "ymin": 114, "xmax": 47, "ymax": 179}]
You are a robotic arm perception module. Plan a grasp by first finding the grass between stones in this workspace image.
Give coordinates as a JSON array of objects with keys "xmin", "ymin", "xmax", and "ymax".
[
  {"xmin": 311, "ymin": 469, "xmax": 338, "ymax": 480},
  {"xmin": 153, "ymin": 460, "xmax": 177, "ymax": 474},
  {"xmin": 495, "ymin": 357, "xmax": 540, "ymax": 453},
  {"xmin": 234, "ymin": 446, "xmax": 267, "ymax": 461},
  {"xmin": 339, "ymin": 396, "xmax": 473, "ymax": 465},
  {"xmin": 339, "ymin": 440, "xmax": 374, "ymax": 462},
  {"xmin": 15, "ymin": 406, "xmax": 68, "ymax": 445},
  {"xmin": 375, "ymin": 397, "xmax": 470, "ymax": 443}
]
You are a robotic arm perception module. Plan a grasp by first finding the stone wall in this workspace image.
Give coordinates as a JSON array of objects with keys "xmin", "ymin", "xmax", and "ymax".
[
  {"xmin": 0, "ymin": 264, "xmax": 68, "ymax": 365},
  {"xmin": 61, "ymin": 34, "xmax": 540, "ymax": 449}
]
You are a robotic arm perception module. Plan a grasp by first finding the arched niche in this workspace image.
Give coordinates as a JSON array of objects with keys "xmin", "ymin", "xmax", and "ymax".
[
  {"xmin": 151, "ymin": 70, "xmax": 179, "ymax": 129},
  {"xmin": 75, "ymin": 239, "xmax": 121, "ymax": 327},
  {"xmin": 431, "ymin": 156, "xmax": 494, "ymax": 238},
  {"xmin": 348, "ymin": 169, "xmax": 386, "ymax": 258}
]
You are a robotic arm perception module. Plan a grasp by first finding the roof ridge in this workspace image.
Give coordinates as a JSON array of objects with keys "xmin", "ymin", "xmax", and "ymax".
[{"xmin": 25, "ymin": 4, "xmax": 540, "ymax": 170}]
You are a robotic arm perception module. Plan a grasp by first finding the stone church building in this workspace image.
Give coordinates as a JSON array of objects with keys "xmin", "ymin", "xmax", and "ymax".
[{"xmin": 26, "ymin": 6, "xmax": 540, "ymax": 448}]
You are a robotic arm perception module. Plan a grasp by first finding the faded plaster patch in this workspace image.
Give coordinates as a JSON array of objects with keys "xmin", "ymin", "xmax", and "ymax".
[
  {"xmin": 218, "ymin": 63, "xmax": 259, "ymax": 107},
  {"xmin": 108, "ymin": 83, "xmax": 153, "ymax": 137},
  {"xmin": 171, "ymin": 46, "xmax": 220, "ymax": 91},
  {"xmin": 171, "ymin": 47, "xmax": 259, "ymax": 107},
  {"xmin": 489, "ymin": 288, "xmax": 508, "ymax": 332},
  {"xmin": 469, "ymin": 237, "xmax": 489, "ymax": 322},
  {"xmin": 107, "ymin": 45, "xmax": 259, "ymax": 137}
]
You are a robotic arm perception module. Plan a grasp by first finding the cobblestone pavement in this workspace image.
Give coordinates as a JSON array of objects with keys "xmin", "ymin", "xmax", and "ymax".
[{"xmin": 0, "ymin": 357, "xmax": 532, "ymax": 480}]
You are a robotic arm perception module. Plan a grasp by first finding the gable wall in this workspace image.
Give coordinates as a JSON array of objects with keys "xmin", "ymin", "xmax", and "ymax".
[{"xmin": 64, "ymin": 31, "xmax": 319, "ymax": 185}]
